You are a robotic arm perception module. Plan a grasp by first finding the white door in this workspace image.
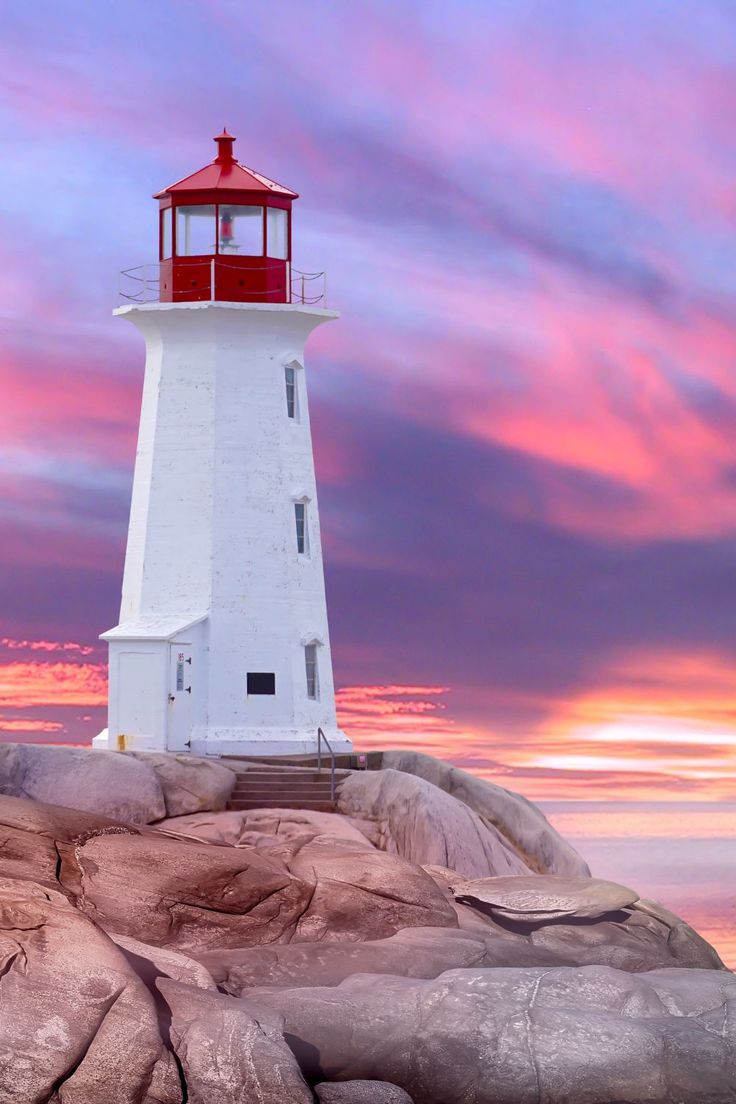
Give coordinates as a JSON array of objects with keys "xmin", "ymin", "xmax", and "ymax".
[{"xmin": 167, "ymin": 645, "xmax": 192, "ymax": 751}]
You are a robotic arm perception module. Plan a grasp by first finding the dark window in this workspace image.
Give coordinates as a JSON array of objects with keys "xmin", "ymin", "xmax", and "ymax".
[
  {"xmin": 285, "ymin": 364, "xmax": 296, "ymax": 418},
  {"xmin": 247, "ymin": 672, "xmax": 275, "ymax": 695},
  {"xmin": 295, "ymin": 501, "xmax": 308, "ymax": 554}
]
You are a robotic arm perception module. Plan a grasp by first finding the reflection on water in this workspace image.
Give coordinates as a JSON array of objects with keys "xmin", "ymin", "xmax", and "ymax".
[{"xmin": 541, "ymin": 801, "xmax": 736, "ymax": 969}]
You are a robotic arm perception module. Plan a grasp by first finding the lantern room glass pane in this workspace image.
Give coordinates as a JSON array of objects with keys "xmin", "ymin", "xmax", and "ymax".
[
  {"xmin": 267, "ymin": 207, "xmax": 288, "ymax": 259},
  {"xmin": 160, "ymin": 209, "xmax": 172, "ymax": 259},
  {"xmin": 175, "ymin": 205, "xmax": 216, "ymax": 256},
  {"xmin": 218, "ymin": 205, "xmax": 263, "ymax": 256}
]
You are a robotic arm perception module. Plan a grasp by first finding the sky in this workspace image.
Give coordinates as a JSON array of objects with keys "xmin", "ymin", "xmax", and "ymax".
[{"xmin": 1, "ymin": 0, "xmax": 736, "ymax": 802}]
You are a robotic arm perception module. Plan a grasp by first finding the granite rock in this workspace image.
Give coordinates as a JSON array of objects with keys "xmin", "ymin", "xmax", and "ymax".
[
  {"xmin": 127, "ymin": 751, "xmax": 236, "ymax": 817},
  {"xmin": 0, "ymin": 743, "xmax": 165, "ymax": 824},
  {"xmin": 380, "ymin": 749, "xmax": 589, "ymax": 875},
  {"xmin": 158, "ymin": 978, "xmax": 313, "ymax": 1104},
  {"xmin": 315, "ymin": 1081, "xmax": 414, "ymax": 1104},
  {"xmin": 0, "ymin": 876, "xmax": 181, "ymax": 1103},
  {"xmin": 245, "ymin": 965, "xmax": 736, "ymax": 1103},
  {"xmin": 337, "ymin": 768, "xmax": 531, "ymax": 878}
]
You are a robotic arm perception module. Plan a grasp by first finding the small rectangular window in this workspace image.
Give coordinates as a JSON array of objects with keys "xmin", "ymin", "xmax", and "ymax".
[
  {"xmin": 285, "ymin": 365, "xmax": 296, "ymax": 419},
  {"xmin": 247, "ymin": 672, "xmax": 275, "ymax": 695},
  {"xmin": 161, "ymin": 209, "xmax": 172, "ymax": 260},
  {"xmin": 267, "ymin": 207, "xmax": 288, "ymax": 259},
  {"xmin": 305, "ymin": 645, "xmax": 318, "ymax": 700},
  {"xmin": 294, "ymin": 501, "xmax": 308, "ymax": 554}
]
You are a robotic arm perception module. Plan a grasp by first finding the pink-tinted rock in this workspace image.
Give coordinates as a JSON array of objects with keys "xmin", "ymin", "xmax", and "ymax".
[
  {"xmin": 453, "ymin": 874, "xmax": 639, "ymax": 922},
  {"xmin": 0, "ymin": 743, "xmax": 165, "ymax": 824},
  {"xmin": 316, "ymin": 1081, "xmax": 414, "ymax": 1104},
  {"xmin": 156, "ymin": 807, "xmax": 373, "ymax": 850},
  {"xmin": 197, "ymin": 926, "xmax": 487, "ymax": 992},
  {"xmin": 379, "ymin": 750, "xmax": 589, "ymax": 876},
  {"xmin": 109, "ymin": 931, "xmax": 217, "ymax": 989},
  {"xmin": 244, "ymin": 966, "xmax": 736, "ymax": 1104},
  {"xmin": 288, "ymin": 839, "xmax": 458, "ymax": 942},
  {"xmin": 127, "ymin": 751, "xmax": 236, "ymax": 817},
  {"xmin": 337, "ymin": 769, "xmax": 531, "ymax": 879},
  {"xmin": 0, "ymin": 793, "xmax": 139, "ymax": 891},
  {"xmin": 0, "ymin": 876, "xmax": 181, "ymax": 1103},
  {"xmin": 158, "ymin": 978, "xmax": 313, "ymax": 1104},
  {"xmin": 70, "ymin": 830, "xmax": 310, "ymax": 953}
]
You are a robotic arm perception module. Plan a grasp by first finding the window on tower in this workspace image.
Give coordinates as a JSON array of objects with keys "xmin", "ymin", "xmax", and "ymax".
[
  {"xmin": 247, "ymin": 672, "xmax": 276, "ymax": 695},
  {"xmin": 160, "ymin": 209, "xmax": 172, "ymax": 260},
  {"xmin": 294, "ymin": 501, "xmax": 309, "ymax": 554},
  {"xmin": 175, "ymin": 205, "xmax": 216, "ymax": 256},
  {"xmin": 218, "ymin": 205, "xmax": 264, "ymax": 255},
  {"xmin": 267, "ymin": 207, "xmax": 288, "ymax": 259},
  {"xmin": 305, "ymin": 644, "xmax": 319, "ymax": 700},
  {"xmin": 285, "ymin": 365, "xmax": 297, "ymax": 419}
]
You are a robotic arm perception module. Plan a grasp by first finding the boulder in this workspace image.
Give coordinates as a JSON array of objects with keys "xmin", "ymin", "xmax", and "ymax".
[
  {"xmin": 109, "ymin": 932, "xmax": 217, "ymax": 989},
  {"xmin": 0, "ymin": 876, "xmax": 181, "ymax": 1103},
  {"xmin": 379, "ymin": 750, "xmax": 589, "ymax": 875},
  {"xmin": 316, "ymin": 1082, "xmax": 414, "ymax": 1104},
  {"xmin": 288, "ymin": 839, "xmax": 458, "ymax": 942},
  {"xmin": 0, "ymin": 743, "xmax": 165, "ymax": 824},
  {"xmin": 197, "ymin": 927, "xmax": 488, "ymax": 992},
  {"xmin": 244, "ymin": 965, "xmax": 736, "ymax": 1103},
  {"xmin": 67, "ymin": 830, "xmax": 311, "ymax": 953},
  {"xmin": 158, "ymin": 978, "xmax": 313, "ymax": 1104},
  {"xmin": 0, "ymin": 793, "xmax": 140, "ymax": 892},
  {"xmin": 453, "ymin": 874, "xmax": 639, "ymax": 922},
  {"xmin": 337, "ymin": 769, "xmax": 531, "ymax": 878},
  {"xmin": 156, "ymin": 807, "xmax": 374, "ymax": 850},
  {"xmin": 127, "ymin": 751, "xmax": 236, "ymax": 817}
]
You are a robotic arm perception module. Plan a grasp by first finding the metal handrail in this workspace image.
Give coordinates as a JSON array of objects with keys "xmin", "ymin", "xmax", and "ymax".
[
  {"xmin": 316, "ymin": 726, "xmax": 337, "ymax": 802},
  {"xmin": 118, "ymin": 260, "xmax": 327, "ymax": 306}
]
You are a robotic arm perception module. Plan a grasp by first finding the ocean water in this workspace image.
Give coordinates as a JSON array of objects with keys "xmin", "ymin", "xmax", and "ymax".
[{"xmin": 540, "ymin": 801, "xmax": 736, "ymax": 969}]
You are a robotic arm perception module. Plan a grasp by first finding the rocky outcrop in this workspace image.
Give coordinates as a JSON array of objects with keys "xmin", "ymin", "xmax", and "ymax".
[
  {"xmin": 158, "ymin": 980, "xmax": 313, "ymax": 1104},
  {"xmin": 288, "ymin": 838, "xmax": 457, "ymax": 941},
  {"xmin": 127, "ymin": 751, "xmax": 236, "ymax": 817},
  {"xmin": 110, "ymin": 932, "xmax": 217, "ymax": 990},
  {"xmin": 198, "ymin": 926, "xmax": 489, "ymax": 993},
  {"xmin": 0, "ymin": 743, "xmax": 165, "ymax": 824},
  {"xmin": 337, "ymin": 768, "xmax": 532, "ymax": 878},
  {"xmin": 156, "ymin": 806, "xmax": 374, "ymax": 849},
  {"xmin": 379, "ymin": 750, "xmax": 589, "ymax": 876},
  {"xmin": 453, "ymin": 874, "xmax": 639, "ymax": 921},
  {"xmin": 66, "ymin": 829, "xmax": 312, "ymax": 952},
  {"xmin": 315, "ymin": 1082, "xmax": 414, "ymax": 1104},
  {"xmin": 0, "ymin": 748, "xmax": 729, "ymax": 1102},
  {"xmin": 0, "ymin": 876, "xmax": 181, "ymax": 1103},
  {"xmin": 245, "ymin": 965, "xmax": 736, "ymax": 1103}
]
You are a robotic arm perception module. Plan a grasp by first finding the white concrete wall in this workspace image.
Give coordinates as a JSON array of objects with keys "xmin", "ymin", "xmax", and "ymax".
[{"xmin": 108, "ymin": 302, "xmax": 349, "ymax": 756}]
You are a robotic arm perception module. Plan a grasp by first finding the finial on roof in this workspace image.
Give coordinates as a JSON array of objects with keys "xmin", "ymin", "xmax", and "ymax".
[{"xmin": 214, "ymin": 129, "xmax": 236, "ymax": 165}]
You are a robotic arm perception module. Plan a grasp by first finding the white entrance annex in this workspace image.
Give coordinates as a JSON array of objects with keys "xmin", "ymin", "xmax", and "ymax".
[{"xmin": 95, "ymin": 132, "xmax": 351, "ymax": 758}]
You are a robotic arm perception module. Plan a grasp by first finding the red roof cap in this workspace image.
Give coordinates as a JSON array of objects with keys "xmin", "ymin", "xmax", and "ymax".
[{"xmin": 154, "ymin": 131, "xmax": 298, "ymax": 200}]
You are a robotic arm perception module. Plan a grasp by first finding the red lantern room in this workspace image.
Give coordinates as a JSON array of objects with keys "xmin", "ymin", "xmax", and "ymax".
[{"xmin": 155, "ymin": 131, "xmax": 298, "ymax": 304}]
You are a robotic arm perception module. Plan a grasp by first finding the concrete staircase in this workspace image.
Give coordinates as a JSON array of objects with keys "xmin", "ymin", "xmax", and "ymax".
[{"xmin": 225, "ymin": 764, "xmax": 351, "ymax": 813}]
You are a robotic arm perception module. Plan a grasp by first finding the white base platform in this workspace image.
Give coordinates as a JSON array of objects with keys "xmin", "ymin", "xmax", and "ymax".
[{"xmin": 93, "ymin": 727, "xmax": 352, "ymax": 758}]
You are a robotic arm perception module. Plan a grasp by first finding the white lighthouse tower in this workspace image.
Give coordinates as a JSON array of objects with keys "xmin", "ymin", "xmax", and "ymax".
[{"xmin": 96, "ymin": 131, "xmax": 351, "ymax": 758}]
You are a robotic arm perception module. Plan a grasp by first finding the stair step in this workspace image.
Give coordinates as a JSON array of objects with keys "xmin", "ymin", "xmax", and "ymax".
[
  {"xmin": 232, "ymin": 786, "xmax": 334, "ymax": 795},
  {"xmin": 232, "ymin": 771, "xmax": 349, "ymax": 782},
  {"xmin": 227, "ymin": 799, "xmax": 336, "ymax": 813}
]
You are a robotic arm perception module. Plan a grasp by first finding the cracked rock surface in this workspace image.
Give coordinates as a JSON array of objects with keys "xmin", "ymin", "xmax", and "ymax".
[{"xmin": 0, "ymin": 748, "xmax": 730, "ymax": 1103}]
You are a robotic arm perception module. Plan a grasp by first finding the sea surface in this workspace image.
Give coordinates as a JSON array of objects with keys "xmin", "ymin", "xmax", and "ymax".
[{"xmin": 540, "ymin": 801, "xmax": 736, "ymax": 969}]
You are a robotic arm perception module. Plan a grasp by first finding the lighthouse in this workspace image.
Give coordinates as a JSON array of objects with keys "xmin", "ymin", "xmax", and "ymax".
[{"xmin": 96, "ymin": 132, "xmax": 351, "ymax": 758}]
